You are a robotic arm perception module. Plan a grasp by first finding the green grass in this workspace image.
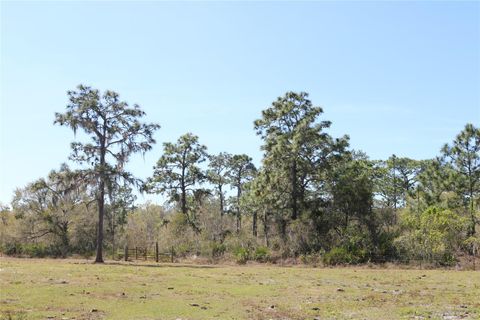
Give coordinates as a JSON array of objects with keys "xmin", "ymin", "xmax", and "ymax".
[{"xmin": 1, "ymin": 258, "xmax": 479, "ymax": 319}]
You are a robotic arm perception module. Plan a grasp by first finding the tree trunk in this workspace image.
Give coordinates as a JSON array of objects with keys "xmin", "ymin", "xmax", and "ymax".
[
  {"xmin": 236, "ymin": 213, "xmax": 241, "ymax": 233},
  {"xmin": 95, "ymin": 143, "xmax": 106, "ymax": 263},
  {"xmin": 95, "ymin": 177, "xmax": 105, "ymax": 263},
  {"xmin": 219, "ymin": 185, "xmax": 224, "ymax": 217},
  {"xmin": 279, "ymin": 218, "xmax": 287, "ymax": 243},
  {"xmin": 252, "ymin": 211, "xmax": 257, "ymax": 237},
  {"xmin": 60, "ymin": 222, "xmax": 69, "ymax": 258},
  {"xmin": 468, "ymin": 168, "xmax": 476, "ymax": 236},
  {"xmin": 263, "ymin": 211, "xmax": 269, "ymax": 247},
  {"xmin": 236, "ymin": 182, "xmax": 242, "ymax": 233},
  {"xmin": 291, "ymin": 161, "xmax": 298, "ymax": 220},
  {"xmin": 111, "ymin": 213, "xmax": 115, "ymax": 260},
  {"xmin": 469, "ymin": 189, "xmax": 476, "ymax": 237},
  {"xmin": 181, "ymin": 186, "xmax": 187, "ymax": 215},
  {"xmin": 180, "ymin": 161, "xmax": 187, "ymax": 216},
  {"xmin": 392, "ymin": 155, "xmax": 397, "ymax": 224}
]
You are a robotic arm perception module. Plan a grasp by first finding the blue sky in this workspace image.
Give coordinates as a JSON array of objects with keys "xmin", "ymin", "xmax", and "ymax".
[{"xmin": 1, "ymin": 1, "xmax": 479, "ymax": 205}]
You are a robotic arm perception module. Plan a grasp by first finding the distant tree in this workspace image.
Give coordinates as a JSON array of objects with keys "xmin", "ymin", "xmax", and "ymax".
[
  {"xmin": 0, "ymin": 203, "xmax": 18, "ymax": 249},
  {"xmin": 207, "ymin": 152, "xmax": 232, "ymax": 217},
  {"xmin": 227, "ymin": 154, "xmax": 256, "ymax": 232},
  {"xmin": 254, "ymin": 92, "xmax": 348, "ymax": 222},
  {"xmin": 375, "ymin": 155, "xmax": 423, "ymax": 225},
  {"xmin": 330, "ymin": 154, "xmax": 375, "ymax": 231},
  {"xmin": 125, "ymin": 203, "xmax": 167, "ymax": 249},
  {"xmin": 326, "ymin": 152, "xmax": 385, "ymax": 254},
  {"xmin": 0, "ymin": 203, "xmax": 11, "ymax": 228},
  {"xmin": 441, "ymin": 123, "xmax": 480, "ymax": 236},
  {"xmin": 55, "ymin": 85, "xmax": 159, "ymax": 262},
  {"xmin": 242, "ymin": 168, "xmax": 277, "ymax": 246},
  {"xmin": 254, "ymin": 92, "xmax": 349, "ymax": 243},
  {"xmin": 11, "ymin": 164, "xmax": 89, "ymax": 256},
  {"xmin": 416, "ymin": 159, "xmax": 455, "ymax": 208},
  {"xmin": 255, "ymin": 92, "xmax": 323, "ymax": 221},
  {"xmin": 145, "ymin": 133, "xmax": 208, "ymax": 231},
  {"xmin": 376, "ymin": 156, "xmax": 423, "ymax": 208}
]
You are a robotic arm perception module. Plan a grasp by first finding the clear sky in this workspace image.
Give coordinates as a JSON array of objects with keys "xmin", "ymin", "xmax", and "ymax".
[{"xmin": 1, "ymin": 1, "xmax": 479, "ymax": 205}]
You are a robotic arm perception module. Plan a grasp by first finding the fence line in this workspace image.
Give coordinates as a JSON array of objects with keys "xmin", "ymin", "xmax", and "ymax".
[
  {"xmin": 116, "ymin": 242, "xmax": 175, "ymax": 263},
  {"xmin": 112, "ymin": 244, "xmax": 477, "ymax": 269}
]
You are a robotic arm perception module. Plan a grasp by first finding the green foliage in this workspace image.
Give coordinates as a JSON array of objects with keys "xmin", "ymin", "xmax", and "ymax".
[
  {"xmin": 207, "ymin": 152, "xmax": 232, "ymax": 217},
  {"xmin": 145, "ymin": 133, "xmax": 208, "ymax": 231},
  {"xmin": 441, "ymin": 123, "xmax": 480, "ymax": 236},
  {"xmin": 374, "ymin": 231, "xmax": 399, "ymax": 260},
  {"xmin": 253, "ymin": 246, "xmax": 270, "ymax": 262},
  {"xmin": 330, "ymin": 153, "xmax": 375, "ymax": 230},
  {"xmin": 210, "ymin": 242, "xmax": 227, "ymax": 258},
  {"xmin": 253, "ymin": 91, "xmax": 349, "ymax": 245},
  {"xmin": 375, "ymin": 155, "xmax": 423, "ymax": 211},
  {"xmin": 2, "ymin": 242, "xmax": 23, "ymax": 255},
  {"xmin": 396, "ymin": 206, "xmax": 466, "ymax": 264},
  {"xmin": 234, "ymin": 247, "xmax": 250, "ymax": 264},
  {"xmin": 227, "ymin": 154, "xmax": 256, "ymax": 232},
  {"xmin": 1, "ymin": 242, "xmax": 64, "ymax": 258},
  {"xmin": 322, "ymin": 247, "xmax": 355, "ymax": 265}
]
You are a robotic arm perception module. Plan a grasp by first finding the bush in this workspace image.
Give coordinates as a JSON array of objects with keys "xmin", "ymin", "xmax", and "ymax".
[
  {"xmin": 323, "ymin": 247, "xmax": 353, "ymax": 265},
  {"xmin": 2, "ymin": 242, "xmax": 22, "ymax": 255},
  {"xmin": 396, "ymin": 206, "xmax": 466, "ymax": 264},
  {"xmin": 21, "ymin": 243, "xmax": 48, "ymax": 258},
  {"xmin": 2, "ymin": 243, "xmax": 53, "ymax": 258},
  {"xmin": 253, "ymin": 246, "xmax": 270, "ymax": 262},
  {"xmin": 322, "ymin": 246, "xmax": 368, "ymax": 266},
  {"xmin": 234, "ymin": 247, "xmax": 249, "ymax": 264},
  {"xmin": 211, "ymin": 242, "xmax": 226, "ymax": 258},
  {"xmin": 439, "ymin": 253, "xmax": 457, "ymax": 266},
  {"xmin": 375, "ymin": 231, "xmax": 399, "ymax": 261}
]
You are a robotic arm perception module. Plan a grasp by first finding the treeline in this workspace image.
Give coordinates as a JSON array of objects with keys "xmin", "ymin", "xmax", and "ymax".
[{"xmin": 1, "ymin": 87, "xmax": 478, "ymax": 266}]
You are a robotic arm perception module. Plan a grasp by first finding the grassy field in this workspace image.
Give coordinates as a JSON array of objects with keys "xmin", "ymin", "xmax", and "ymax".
[{"xmin": 0, "ymin": 258, "xmax": 479, "ymax": 320}]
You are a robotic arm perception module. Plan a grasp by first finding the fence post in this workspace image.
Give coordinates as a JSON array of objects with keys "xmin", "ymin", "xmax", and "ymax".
[
  {"xmin": 124, "ymin": 245, "xmax": 128, "ymax": 262},
  {"xmin": 135, "ymin": 247, "xmax": 138, "ymax": 260},
  {"xmin": 171, "ymin": 246, "xmax": 174, "ymax": 263},
  {"xmin": 155, "ymin": 242, "xmax": 159, "ymax": 263}
]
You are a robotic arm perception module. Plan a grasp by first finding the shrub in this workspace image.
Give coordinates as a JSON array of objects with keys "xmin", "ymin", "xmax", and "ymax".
[
  {"xmin": 1, "ymin": 243, "xmax": 55, "ymax": 258},
  {"xmin": 323, "ymin": 247, "xmax": 353, "ymax": 265},
  {"xmin": 396, "ymin": 206, "xmax": 466, "ymax": 264},
  {"xmin": 253, "ymin": 246, "xmax": 270, "ymax": 262},
  {"xmin": 234, "ymin": 247, "xmax": 249, "ymax": 264},
  {"xmin": 21, "ymin": 243, "xmax": 47, "ymax": 258},
  {"xmin": 211, "ymin": 242, "xmax": 226, "ymax": 258},
  {"xmin": 3, "ymin": 242, "xmax": 22, "ymax": 255}
]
